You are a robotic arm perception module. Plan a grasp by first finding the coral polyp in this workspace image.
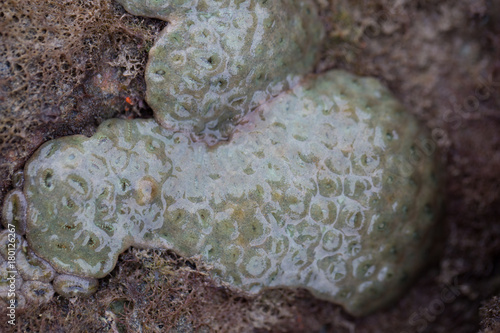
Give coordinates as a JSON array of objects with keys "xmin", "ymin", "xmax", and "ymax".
[{"xmin": 20, "ymin": 71, "xmax": 440, "ymax": 316}]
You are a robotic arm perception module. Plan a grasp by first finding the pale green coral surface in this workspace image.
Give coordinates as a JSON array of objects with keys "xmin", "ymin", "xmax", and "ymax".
[
  {"xmin": 117, "ymin": 0, "xmax": 324, "ymax": 141},
  {"xmin": 23, "ymin": 71, "xmax": 440, "ymax": 316}
]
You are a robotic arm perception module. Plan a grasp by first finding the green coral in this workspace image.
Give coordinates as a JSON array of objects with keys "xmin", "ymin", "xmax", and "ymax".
[
  {"xmin": 117, "ymin": 0, "xmax": 324, "ymax": 141},
  {"xmin": 1, "ymin": 185, "xmax": 95, "ymax": 307},
  {"xmin": 23, "ymin": 71, "xmax": 440, "ymax": 316}
]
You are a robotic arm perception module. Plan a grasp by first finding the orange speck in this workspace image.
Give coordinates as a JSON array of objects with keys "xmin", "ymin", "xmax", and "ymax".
[{"xmin": 125, "ymin": 97, "xmax": 133, "ymax": 105}]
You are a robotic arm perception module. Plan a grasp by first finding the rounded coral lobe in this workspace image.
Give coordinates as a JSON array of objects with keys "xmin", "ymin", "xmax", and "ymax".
[
  {"xmin": 2, "ymin": 189, "xmax": 27, "ymax": 235},
  {"xmin": 53, "ymin": 274, "xmax": 99, "ymax": 298},
  {"xmin": 23, "ymin": 71, "xmax": 441, "ymax": 316},
  {"xmin": 144, "ymin": 0, "xmax": 324, "ymax": 141},
  {"xmin": 24, "ymin": 129, "xmax": 172, "ymax": 278}
]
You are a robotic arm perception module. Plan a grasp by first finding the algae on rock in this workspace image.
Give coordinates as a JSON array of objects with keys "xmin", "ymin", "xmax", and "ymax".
[{"xmin": 23, "ymin": 71, "xmax": 441, "ymax": 316}]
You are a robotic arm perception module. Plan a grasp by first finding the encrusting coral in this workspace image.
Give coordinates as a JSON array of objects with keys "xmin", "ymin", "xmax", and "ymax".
[
  {"xmin": 16, "ymin": 70, "xmax": 440, "ymax": 316},
  {"xmin": 0, "ymin": 0, "xmax": 442, "ymax": 318}
]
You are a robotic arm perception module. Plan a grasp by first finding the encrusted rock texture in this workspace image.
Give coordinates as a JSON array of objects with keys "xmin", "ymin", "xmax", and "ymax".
[{"xmin": 0, "ymin": 0, "xmax": 500, "ymax": 332}]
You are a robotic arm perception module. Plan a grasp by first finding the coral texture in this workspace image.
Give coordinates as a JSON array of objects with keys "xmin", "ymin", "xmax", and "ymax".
[
  {"xmin": 21, "ymin": 71, "xmax": 440, "ymax": 316},
  {"xmin": 118, "ymin": 0, "xmax": 324, "ymax": 141},
  {"xmin": 1, "ymin": 186, "xmax": 97, "ymax": 309}
]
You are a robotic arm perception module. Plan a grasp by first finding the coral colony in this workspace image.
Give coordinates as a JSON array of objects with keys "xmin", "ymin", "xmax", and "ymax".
[{"xmin": 1, "ymin": 0, "xmax": 441, "ymax": 316}]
